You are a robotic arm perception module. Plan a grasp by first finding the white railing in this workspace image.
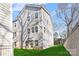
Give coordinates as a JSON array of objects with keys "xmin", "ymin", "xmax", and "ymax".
[{"xmin": 0, "ymin": 45, "xmax": 12, "ymax": 56}]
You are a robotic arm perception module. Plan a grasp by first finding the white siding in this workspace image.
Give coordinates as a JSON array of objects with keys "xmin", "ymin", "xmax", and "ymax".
[
  {"xmin": 13, "ymin": 4, "xmax": 54, "ymax": 49},
  {"xmin": 0, "ymin": 3, "xmax": 13, "ymax": 56}
]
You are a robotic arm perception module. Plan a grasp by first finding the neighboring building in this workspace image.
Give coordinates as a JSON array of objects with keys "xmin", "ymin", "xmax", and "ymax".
[
  {"xmin": 54, "ymin": 38, "xmax": 66, "ymax": 45},
  {"xmin": 0, "ymin": 4, "xmax": 13, "ymax": 56},
  {"xmin": 64, "ymin": 15, "xmax": 79, "ymax": 55},
  {"xmin": 13, "ymin": 4, "xmax": 54, "ymax": 49},
  {"xmin": 54, "ymin": 33, "xmax": 66, "ymax": 45}
]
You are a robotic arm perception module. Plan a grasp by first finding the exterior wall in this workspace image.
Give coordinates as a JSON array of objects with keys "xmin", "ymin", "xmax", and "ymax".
[
  {"xmin": 64, "ymin": 27, "xmax": 79, "ymax": 55},
  {"xmin": 0, "ymin": 4, "xmax": 13, "ymax": 56},
  {"xmin": 64, "ymin": 18, "xmax": 79, "ymax": 56},
  {"xmin": 68, "ymin": 16, "xmax": 79, "ymax": 35},
  {"xmin": 13, "ymin": 21, "xmax": 21, "ymax": 48},
  {"xmin": 23, "ymin": 6, "xmax": 43, "ymax": 49},
  {"xmin": 13, "ymin": 4, "xmax": 54, "ymax": 49},
  {"xmin": 41, "ymin": 8, "xmax": 53, "ymax": 49}
]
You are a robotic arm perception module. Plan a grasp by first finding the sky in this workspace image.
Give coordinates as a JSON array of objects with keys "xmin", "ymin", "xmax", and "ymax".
[{"xmin": 12, "ymin": 3, "xmax": 66, "ymax": 34}]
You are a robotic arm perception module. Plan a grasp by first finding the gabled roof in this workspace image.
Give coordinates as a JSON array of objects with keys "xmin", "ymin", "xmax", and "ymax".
[
  {"xmin": 25, "ymin": 4, "xmax": 50, "ymax": 15},
  {"xmin": 13, "ymin": 4, "xmax": 51, "ymax": 22}
]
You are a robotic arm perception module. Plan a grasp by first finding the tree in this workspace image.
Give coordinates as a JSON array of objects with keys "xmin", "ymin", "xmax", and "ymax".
[
  {"xmin": 60, "ymin": 30, "xmax": 67, "ymax": 39},
  {"xmin": 53, "ymin": 32, "xmax": 58, "ymax": 40},
  {"xmin": 56, "ymin": 3, "xmax": 79, "ymax": 38},
  {"xmin": 17, "ymin": 7, "xmax": 29, "ymax": 49},
  {"xmin": 17, "ymin": 6, "xmax": 42, "ymax": 49}
]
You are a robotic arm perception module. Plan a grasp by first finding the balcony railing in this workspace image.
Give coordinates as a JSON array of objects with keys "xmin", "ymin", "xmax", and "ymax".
[{"xmin": 0, "ymin": 45, "xmax": 12, "ymax": 56}]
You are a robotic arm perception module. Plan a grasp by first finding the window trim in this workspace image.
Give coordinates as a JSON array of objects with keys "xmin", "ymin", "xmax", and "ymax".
[
  {"xmin": 27, "ymin": 28, "xmax": 30, "ymax": 34},
  {"xmin": 27, "ymin": 16, "xmax": 30, "ymax": 21},
  {"xmin": 35, "ymin": 12, "xmax": 38, "ymax": 18},
  {"xmin": 26, "ymin": 41, "xmax": 29, "ymax": 46},
  {"xmin": 35, "ymin": 26, "xmax": 38, "ymax": 32},
  {"xmin": 30, "ymin": 40, "xmax": 33, "ymax": 47},
  {"xmin": 32, "ymin": 27, "xmax": 34, "ymax": 33},
  {"xmin": 14, "ymin": 42, "xmax": 16, "ymax": 47},
  {"xmin": 44, "ymin": 27, "xmax": 45, "ymax": 33},
  {"xmin": 14, "ymin": 32, "xmax": 16, "ymax": 36},
  {"xmin": 15, "ymin": 23, "xmax": 16, "ymax": 27},
  {"xmin": 35, "ymin": 40, "xmax": 38, "ymax": 46}
]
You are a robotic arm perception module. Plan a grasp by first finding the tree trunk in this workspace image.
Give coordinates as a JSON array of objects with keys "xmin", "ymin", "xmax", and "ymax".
[
  {"xmin": 21, "ymin": 27, "xmax": 23, "ymax": 49},
  {"xmin": 67, "ymin": 25, "xmax": 69, "ymax": 38}
]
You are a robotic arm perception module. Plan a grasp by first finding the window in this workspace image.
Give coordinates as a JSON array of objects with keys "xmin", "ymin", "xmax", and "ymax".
[
  {"xmin": 14, "ymin": 42, "xmax": 16, "ymax": 47},
  {"xmin": 35, "ymin": 26, "xmax": 38, "ymax": 32},
  {"xmin": 30, "ymin": 40, "xmax": 33, "ymax": 47},
  {"xmin": 14, "ymin": 32, "xmax": 16, "ymax": 36},
  {"xmin": 35, "ymin": 12, "xmax": 38, "ymax": 18},
  {"xmin": 15, "ymin": 24, "xmax": 16, "ymax": 27},
  {"xmin": 32, "ymin": 27, "xmax": 34, "ymax": 33},
  {"xmin": 27, "ymin": 16, "xmax": 30, "ymax": 21},
  {"xmin": 35, "ymin": 40, "xmax": 38, "ymax": 46},
  {"xmin": 47, "ymin": 20, "xmax": 48, "ymax": 24},
  {"xmin": 27, "ymin": 28, "xmax": 30, "ymax": 34},
  {"xmin": 26, "ymin": 41, "xmax": 28, "ymax": 46},
  {"xmin": 44, "ymin": 27, "xmax": 45, "ymax": 33},
  {"xmin": 26, "ymin": 43, "xmax": 28, "ymax": 46},
  {"xmin": 32, "ymin": 14, "xmax": 34, "ymax": 20}
]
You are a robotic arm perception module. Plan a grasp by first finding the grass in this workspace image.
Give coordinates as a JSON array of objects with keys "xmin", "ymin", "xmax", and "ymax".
[{"xmin": 14, "ymin": 45, "xmax": 71, "ymax": 56}]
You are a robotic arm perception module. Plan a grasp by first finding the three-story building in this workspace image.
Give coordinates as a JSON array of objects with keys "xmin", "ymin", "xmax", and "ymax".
[{"xmin": 13, "ymin": 4, "xmax": 54, "ymax": 49}]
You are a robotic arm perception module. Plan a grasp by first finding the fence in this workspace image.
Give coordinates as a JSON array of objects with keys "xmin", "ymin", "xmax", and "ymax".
[{"xmin": 0, "ymin": 45, "xmax": 13, "ymax": 56}]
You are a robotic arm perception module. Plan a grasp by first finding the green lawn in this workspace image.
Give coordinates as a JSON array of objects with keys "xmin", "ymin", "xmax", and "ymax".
[{"xmin": 14, "ymin": 45, "xmax": 71, "ymax": 56}]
